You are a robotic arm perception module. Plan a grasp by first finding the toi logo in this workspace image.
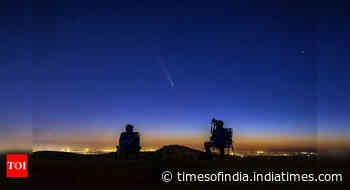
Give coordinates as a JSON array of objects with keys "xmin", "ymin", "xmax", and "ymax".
[{"xmin": 6, "ymin": 154, "xmax": 28, "ymax": 178}]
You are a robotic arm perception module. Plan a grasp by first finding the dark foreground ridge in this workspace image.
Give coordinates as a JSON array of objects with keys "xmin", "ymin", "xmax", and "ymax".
[{"xmin": 1, "ymin": 145, "xmax": 349, "ymax": 188}]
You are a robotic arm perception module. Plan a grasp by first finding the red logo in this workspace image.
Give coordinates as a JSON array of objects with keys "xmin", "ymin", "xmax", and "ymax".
[{"xmin": 6, "ymin": 154, "xmax": 28, "ymax": 178}]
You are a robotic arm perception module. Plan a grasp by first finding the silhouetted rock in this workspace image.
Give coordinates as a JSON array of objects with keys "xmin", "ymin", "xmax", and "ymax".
[{"xmin": 156, "ymin": 145, "xmax": 203, "ymax": 160}]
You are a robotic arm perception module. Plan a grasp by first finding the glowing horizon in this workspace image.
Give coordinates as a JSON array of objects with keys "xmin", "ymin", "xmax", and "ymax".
[{"xmin": 28, "ymin": 133, "xmax": 349, "ymax": 153}]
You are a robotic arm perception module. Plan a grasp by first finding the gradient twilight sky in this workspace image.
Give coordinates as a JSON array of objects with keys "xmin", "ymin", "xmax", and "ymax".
[{"xmin": 1, "ymin": 1, "xmax": 349, "ymax": 152}]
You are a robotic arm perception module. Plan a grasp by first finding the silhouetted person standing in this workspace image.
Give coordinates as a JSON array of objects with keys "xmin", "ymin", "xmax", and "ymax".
[
  {"xmin": 117, "ymin": 124, "xmax": 141, "ymax": 160},
  {"xmin": 204, "ymin": 119, "xmax": 226, "ymax": 160}
]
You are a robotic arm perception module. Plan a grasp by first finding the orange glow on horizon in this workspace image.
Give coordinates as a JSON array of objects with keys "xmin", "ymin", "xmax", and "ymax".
[{"xmin": 31, "ymin": 134, "xmax": 350, "ymax": 154}]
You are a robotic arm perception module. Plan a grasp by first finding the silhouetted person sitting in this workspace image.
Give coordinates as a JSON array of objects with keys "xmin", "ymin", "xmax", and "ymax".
[
  {"xmin": 204, "ymin": 119, "xmax": 226, "ymax": 160},
  {"xmin": 116, "ymin": 124, "xmax": 141, "ymax": 160}
]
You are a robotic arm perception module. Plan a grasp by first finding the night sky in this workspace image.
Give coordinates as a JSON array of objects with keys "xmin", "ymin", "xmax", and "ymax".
[{"xmin": 1, "ymin": 1, "xmax": 349, "ymax": 152}]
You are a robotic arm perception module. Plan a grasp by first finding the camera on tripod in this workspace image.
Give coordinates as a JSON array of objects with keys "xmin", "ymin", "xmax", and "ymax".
[{"xmin": 210, "ymin": 118, "xmax": 234, "ymax": 150}]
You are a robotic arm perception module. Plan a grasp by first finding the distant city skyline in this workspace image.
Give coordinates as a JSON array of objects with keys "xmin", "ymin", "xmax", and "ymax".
[{"xmin": 31, "ymin": 143, "xmax": 319, "ymax": 157}]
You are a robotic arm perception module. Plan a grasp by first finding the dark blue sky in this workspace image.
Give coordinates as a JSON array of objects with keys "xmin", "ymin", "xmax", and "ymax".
[{"xmin": 1, "ymin": 1, "xmax": 349, "ymax": 150}]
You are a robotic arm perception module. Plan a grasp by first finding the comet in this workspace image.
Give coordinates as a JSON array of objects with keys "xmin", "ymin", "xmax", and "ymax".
[{"xmin": 158, "ymin": 57, "xmax": 175, "ymax": 88}]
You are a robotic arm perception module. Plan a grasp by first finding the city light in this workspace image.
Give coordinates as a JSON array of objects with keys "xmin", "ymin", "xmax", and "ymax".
[{"xmin": 32, "ymin": 144, "xmax": 317, "ymax": 157}]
